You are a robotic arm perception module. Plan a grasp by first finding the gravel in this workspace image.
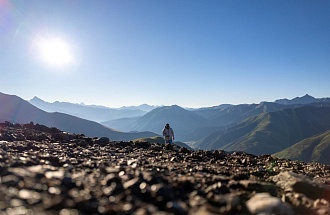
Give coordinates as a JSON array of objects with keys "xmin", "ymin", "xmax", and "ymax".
[{"xmin": 0, "ymin": 122, "xmax": 329, "ymax": 215}]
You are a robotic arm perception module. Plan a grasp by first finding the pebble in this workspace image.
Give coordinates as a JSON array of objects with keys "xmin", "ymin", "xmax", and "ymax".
[{"xmin": 0, "ymin": 122, "xmax": 329, "ymax": 214}]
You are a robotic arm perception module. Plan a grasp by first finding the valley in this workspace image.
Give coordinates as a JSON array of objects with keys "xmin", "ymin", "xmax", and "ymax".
[{"xmin": 1, "ymin": 92, "xmax": 330, "ymax": 164}]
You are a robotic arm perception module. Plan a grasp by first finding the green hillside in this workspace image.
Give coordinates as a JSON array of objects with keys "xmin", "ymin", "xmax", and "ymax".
[
  {"xmin": 132, "ymin": 136, "xmax": 192, "ymax": 149},
  {"xmin": 198, "ymin": 106, "xmax": 330, "ymax": 155},
  {"xmin": 273, "ymin": 130, "xmax": 330, "ymax": 164}
]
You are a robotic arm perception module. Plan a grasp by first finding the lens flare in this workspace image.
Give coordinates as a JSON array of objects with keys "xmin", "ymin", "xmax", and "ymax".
[{"xmin": 36, "ymin": 36, "xmax": 73, "ymax": 66}]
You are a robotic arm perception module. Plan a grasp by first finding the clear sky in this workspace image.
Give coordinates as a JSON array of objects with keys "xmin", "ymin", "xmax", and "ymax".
[{"xmin": 1, "ymin": 0, "xmax": 330, "ymax": 108}]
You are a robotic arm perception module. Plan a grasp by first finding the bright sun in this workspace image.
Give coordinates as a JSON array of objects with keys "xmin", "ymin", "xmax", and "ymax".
[{"xmin": 36, "ymin": 37, "xmax": 73, "ymax": 66}]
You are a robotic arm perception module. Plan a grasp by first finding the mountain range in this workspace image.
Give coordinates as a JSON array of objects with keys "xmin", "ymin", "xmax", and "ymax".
[
  {"xmin": 274, "ymin": 94, "xmax": 330, "ymax": 105},
  {"xmin": 29, "ymin": 96, "xmax": 158, "ymax": 122},
  {"xmin": 0, "ymin": 93, "xmax": 157, "ymax": 141},
  {"xmin": 197, "ymin": 106, "xmax": 330, "ymax": 154},
  {"xmin": 2, "ymin": 92, "xmax": 330, "ymax": 164},
  {"xmin": 102, "ymin": 105, "xmax": 214, "ymax": 141},
  {"xmin": 102, "ymin": 94, "xmax": 330, "ymax": 164}
]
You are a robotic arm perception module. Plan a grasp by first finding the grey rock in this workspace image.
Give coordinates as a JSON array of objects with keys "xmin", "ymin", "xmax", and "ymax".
[
  {"xmin": 96, "ymin": 137, "xmax": 110, "ymax": 145},
  {"xmin": 272, "ymin": 171, "xmax": 330, "ymax": 202},
  {"xmin": 246, "ymin": 192, "xmax": 294, "ymax": 215},
  {"xmin": 134, "ymin": 141, "xmax": 150, "ymax": 149}
]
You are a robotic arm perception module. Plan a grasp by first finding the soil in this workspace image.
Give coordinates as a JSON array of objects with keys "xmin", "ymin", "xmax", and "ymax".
[{"xmin": 0, "ymin": 122, "xmax": 329, "ymax": 215}]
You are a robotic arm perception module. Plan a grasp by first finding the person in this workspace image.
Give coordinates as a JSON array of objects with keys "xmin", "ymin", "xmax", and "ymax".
[{"xmin": 162, "ymin": 123, "xmax": 174, "ymax": 144}]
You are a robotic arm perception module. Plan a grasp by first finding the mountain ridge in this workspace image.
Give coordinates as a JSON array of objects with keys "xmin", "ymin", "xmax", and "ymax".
[
  {"xmin": 273, "ymin": 130, "xmax": 330, "ymax": 164},
  {"xmin": 1, "ymin": 92, "xmax": 157, "ymax": 141},
  {"xmin": 197, "ymin": 106, "xmax": 330, "ymax": 158},
  {"xmin": 274, "ymin": 94, "xmax": 330, "ymax": 105},
  {"xmin": 29, "ymin": 96, "xmax": 156, "ymax": 122},
  {"xmin": 4, "ymin": 92, "xmax": 330, "ymax": 164},
  {"xmin": 103, "ymin": 105, "xmax": 212, "ymax": 141}
]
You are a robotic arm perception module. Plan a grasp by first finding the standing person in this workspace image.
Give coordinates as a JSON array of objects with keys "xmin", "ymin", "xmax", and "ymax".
[{"xmin": 162, "ymin": 123, "xmax": 174, "ymax": 144}]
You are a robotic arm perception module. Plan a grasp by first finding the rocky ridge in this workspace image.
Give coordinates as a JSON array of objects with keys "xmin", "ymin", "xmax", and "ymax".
[{"xmin": 0, "ymin": 122, "xmax": 329, "ymax": 215}]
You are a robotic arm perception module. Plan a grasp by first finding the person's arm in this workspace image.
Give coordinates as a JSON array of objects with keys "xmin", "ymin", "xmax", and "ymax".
[{"xmin": 171, "ymin": 128, "xmax": 175, "ymax": 140}]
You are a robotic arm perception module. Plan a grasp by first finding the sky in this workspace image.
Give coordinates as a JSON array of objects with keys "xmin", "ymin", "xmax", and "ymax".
[{"xmin": 1, "ymin": 0, "xmax": 330, "ymax": 108}]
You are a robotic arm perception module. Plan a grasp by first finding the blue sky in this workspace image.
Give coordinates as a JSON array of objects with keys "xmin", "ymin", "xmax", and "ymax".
[{"xmin": 1, "ymin": 0, "xmax": 330, "ymax": 108}]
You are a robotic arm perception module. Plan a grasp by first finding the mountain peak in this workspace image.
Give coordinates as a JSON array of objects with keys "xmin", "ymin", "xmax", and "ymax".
[
  {"xmin": 29, "ymin": 96, "xmax": 49, "ymax": 105},
  {"xmin": 169, "ymin": 104, "xmax": 182, "ymax": 108},
  {"xmin": 158, "ymin": 105, "xmax": 187, "ymax": 112},
  {"xmin": 30, "ymin": 96, "xmax": 44, "ymax": 102},
  {"xmin": 302, "ymin": 94, "xmax": 313, "ymax": 98},
  {"xmin": 274, "ymin": 94, "xmax": 317, "ymax": 105}
]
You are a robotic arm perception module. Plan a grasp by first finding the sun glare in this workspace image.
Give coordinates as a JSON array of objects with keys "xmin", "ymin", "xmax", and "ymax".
[{"xmin": 36, "ymin": 37, "xmax": 73, "ymax": 66}]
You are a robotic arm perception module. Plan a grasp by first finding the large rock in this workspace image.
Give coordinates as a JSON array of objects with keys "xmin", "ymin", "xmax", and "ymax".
[
  {"xmin": 272, "ymin": 171, "xmax": 330, "ymax": 202},
  {"xmin": 246, "ymin": 192, "xmax": 294, "ymax": 215}
]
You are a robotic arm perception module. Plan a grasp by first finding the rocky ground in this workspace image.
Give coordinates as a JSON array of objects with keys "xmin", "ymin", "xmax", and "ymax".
[{"xmin": 0, "ymin": 122, "xmax": 329, "ymax": 215}]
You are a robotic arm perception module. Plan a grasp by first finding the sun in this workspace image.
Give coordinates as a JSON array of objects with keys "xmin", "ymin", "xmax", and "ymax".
[{"xmin": 35, "ymin": 36, "xmax": 74, "ymax": 66}]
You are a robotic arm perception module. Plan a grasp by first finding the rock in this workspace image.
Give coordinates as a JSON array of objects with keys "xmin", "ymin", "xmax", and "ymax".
[
  {"xmin": 18, "ymin": 189, "xmax": 42, "ymax": 204},
  {"xmin": 51, "ymin": 132, "xmax": 71, "ymax": 142},
  {"xmin": 2, "ymin": 133, "xmax": 15, "ymax": 141},
  {"xmin": 239, "ymin": 180, "xmax": 277, "ymax": 196},
  {"xmin": 166, "ymin": 201, "xmax": 188, "ymax": 215},
  {"xmin": 179, "ymin": 147, "xmax": 190, "ymax": 154},
  {"xmin": 134, "ymin": 141, "xmax": 151, "ymax": 149},
  {"xmin": 212, "ymin": 150, "xmax": 225, "ymax": 159},
  {"xmin": 205, "ymin": 182, "xmax": 228, "ymax": 195},
  {"xmin": 96, "ymin": 137, "xmax": 110, "ymax": 146},
  {"xmin": 61, "ymin": 176, "xmax": 76, "ymax": 189},
  {"xmin": 165, "ymin": 143, "xmax": 174, "ymax": 150},
  {"xmin": 1, "ymin": 122, "xmax": 330, "ymax": 214},
  {"xmin": 1, "ymin": 174, "xmax": 20, "ymax": 186},
  {"xmin": 246, "ymin": 192, "xmax": 294, "ymax": 215},
  {"xmin": 272, "ymin": 171, "xmax": 330, "ymax": 202},
  {"xmin": 77, "ymin": 140, "xmax": 88, "ymax": 147}
]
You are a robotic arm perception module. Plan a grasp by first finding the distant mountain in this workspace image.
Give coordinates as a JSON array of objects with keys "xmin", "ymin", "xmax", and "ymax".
[
  {"xmin": 104, "ymin": 99, "xmax": 330, "ymax": 143},
  {"xmin": 102, "ymin": 105, "xmax": 212, "ymax": 141},
  {"xmin": 194, "ymin": 99, "xmax": 330, "ymax": 127},
  {"xmin": 105, "ymin": 103, "xmax": 289, "ymax": 140},
  {"xmin": 1, "ymin": 93, "xmax": 157, "ymax": 141},
  {"xmin": 194, "ymin": 102, "xmax": 297, "ymax": 126},
  {"xmin": 28, "ymin": 96, "xmax": 152, "ymax": 122},
  {"xmin": 274, "ymin": 94, "xmax": 327, "ymax": 105},
  {"xmin": 273, "ymin": 130, "xmax": 330, "ymax": 165},
  {"xmin": 102, "ymin": 117, "xmax": 142, "ymax": 132},
  {"xmin": 118, "ymin": 104, "xmax": 160, "ymax": 112},
  {"xmin": 198, "ymin": 106, "xmax": 330, "ymax": 155},
  {"xmin": 132, "ymin": 136, "xmax": 192, "ymax": 149},
  {"xmin": 187, "ymin": 104, "xmax": 233, "ymax": 111}
]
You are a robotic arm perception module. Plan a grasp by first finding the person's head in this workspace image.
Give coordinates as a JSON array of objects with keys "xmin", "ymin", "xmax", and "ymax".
[{"xmin": 165, "ymin": 123, "xmax": 170, "ymax": 128}]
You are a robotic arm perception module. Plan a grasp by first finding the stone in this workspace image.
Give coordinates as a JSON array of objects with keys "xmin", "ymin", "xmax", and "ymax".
[
  {"xmin": 51, "ymin": 132, "xmax": 71, "ymax": 141},
  {"xmin": 272, "ymin": 171, "xmax": 330, "ymax": 201},
  {"xmin": 1, "ymin": 122, "xmax": 330, "ymax": 214},
  {"xmin": 77, "ymin": 140, "xmax": 88, "ymax": 147},
  {"xmin": 179, "ymin": 147, "xmax": 190, "ymax": 154},
  {"xmin": 239, "ymin": 180, "xmax": 277, "ymax": 196},
  {"xmin": 246, "ymin": 193, "xmax": 294, "ymax": 215},
  {"xmin": 134, "ymin": 141, "xmax": 150, "ymax": 149},
  {"xmin": 96, "ymin": 137, "xmax": 110, "ymax": 145},
  {"xmin": 165, "ymin": 143, "xmax": 174, "ymax": 150}
]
